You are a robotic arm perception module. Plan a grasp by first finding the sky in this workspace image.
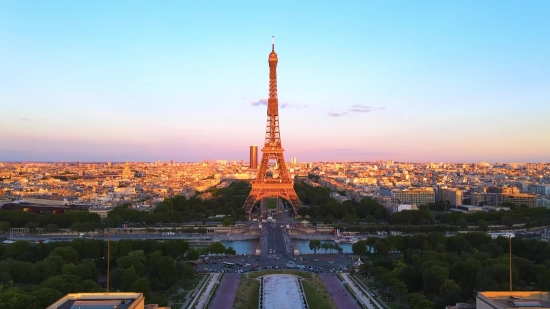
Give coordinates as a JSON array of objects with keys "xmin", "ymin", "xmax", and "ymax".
[{"xmin": 1, "ymin": 1, "xmax": 549, "ymax": 163}]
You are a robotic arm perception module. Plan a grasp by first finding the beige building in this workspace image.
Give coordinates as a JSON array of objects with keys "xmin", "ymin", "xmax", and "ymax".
[
  {"xmin": 477, "ymin": 291, "xmax": 550, "ymax": 309},
  {"xmin": 392, "ymin": 187, "xmax": 435, "ymax": 206},
  {"xmin": 437, "ymin": 187, "xmax": 463, "ymax": 206}
]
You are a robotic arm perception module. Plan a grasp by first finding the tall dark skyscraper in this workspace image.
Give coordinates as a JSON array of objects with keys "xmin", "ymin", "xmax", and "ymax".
[{"xmin": 250, "ymin": 145, "xmax": 258, "ymax": 169}]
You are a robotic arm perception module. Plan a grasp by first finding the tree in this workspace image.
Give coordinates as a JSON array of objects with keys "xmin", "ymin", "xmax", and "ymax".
[
  {"xmin": 457, "ymin": 218, "xmax": 468, "ymax": 229},
  {"xmin": 501, "ymin": 216, "xmax": 514, "ymax": 228},
  {"xmin": 128, "ymin": 250, "xmax": 147, "ymax": 263},
  {"xmin": 117, "ymin": 256, "xmax": 146, "ymax": 277},
  {"xmin": 43, "ymin": 224, "xmax": 60, "ymax": 233},
  {"xmin": 41, "ymin": 275, "xmax": 82, "ymax": 294},
  {"xmin": 149, "ymin": 256, "xmax": 177, "ymax": 290},
  {"xmin": 439, "ymin": 279, "xmax": 461, "ymax": 306},
  {"xmin": 31, "ymin": 287, "xmax": 63, "ymax": 308},
  {"xmin": 224, "ymin": 246, "xmax": 236, "ymax": 255},
  {"xmin": 407, "ymin": 293, "xmax": 435, "ymax": 309},
  {"xmin": 120, "ymin": 267, "xmax": 140, "ymax": 291},
  {"xmin": 76, "ymin": 259, "xmax": 98, "ymax": 281},
  {"xmin": 478, "ymin": 220, "xmax": 489, "ymax": 232},
  {"xmin": 205, "ymin": 242, "xmax": 226, "ymax": 255},
  {"xmin": 49, "ymin": 246, "xmax": 80, "ymax": 264},
  {"xmin": 186, "ymin": 248, "xmax": 201, "ymax": 261},
  {"xmin": 0, "ymin": 221, "xmax": 10, "ymax": 232},
  {"xmin": 43, "ymin": 255, "xmax": 65, "ymax": 277},
  {"xmin": 61, "ymin": 263, "xmax": 78, "ymax": 276},
  {"xmin": 81, "ymin": 279, "xmax": 103, "ymax": 292},
  {"xmin": 308, "ymin": 239, "xmax": 321, "ymax": 255},
  {"xmin": 222, "ymin": 218, "xmax": 234, "ymax": 226},
  {"xmin": 399, "ymin": 265, "xmax": 422, "ymax": 293},
  {"xmin": 180, "ymin": 263, "xmax": 195, "ymax": 281},
  {"xmin": 422, "ymin": 265, "xmax": 450, "ymax": 296},
  {"xmin": 132, "ymin": 278, "xmax": 151, "ymax": 299},
  {"xmin": 0, "ymin": 290, "xmax": 41, "ymax": 309},
  {"xmin": 373, "ymin": 240, "xmax": 390, "ymax": 256},
  {"xmin": 24, "ymin": 222, "xmax": 40, "ymax": 234},
  {"xmin": 352, "ymin": 240, "xmax": 367, "ymax": 256}
]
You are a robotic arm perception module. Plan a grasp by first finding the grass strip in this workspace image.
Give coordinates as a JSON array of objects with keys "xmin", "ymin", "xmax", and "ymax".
[
  {"xmin": 233, "ymin": 278, "xmax": 260, "ymax": 309},
  {"xmin": 301, "ymin": 277, "xmax": 337, "ymax": 309}
]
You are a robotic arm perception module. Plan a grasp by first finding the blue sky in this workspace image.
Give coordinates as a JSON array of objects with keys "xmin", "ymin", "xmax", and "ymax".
[{"xmin": 1, "ymin": 0, "xmax": 549, "ymax": 163}]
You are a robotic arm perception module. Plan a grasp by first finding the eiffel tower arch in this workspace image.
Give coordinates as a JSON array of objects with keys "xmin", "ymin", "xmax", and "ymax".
[{"xmin": 243, "ymin": 37, "xmax": 302, "ymax": 216}]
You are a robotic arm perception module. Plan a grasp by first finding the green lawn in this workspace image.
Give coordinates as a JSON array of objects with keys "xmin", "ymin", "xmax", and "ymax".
[
  {"xmin": 233, "ymin": 278, "xmax": 260, "ymax": 309},
  {"xmin": 248, "ymin": 269, "xmax": 312, "ymax": 279},
  {"xmin": 171, "ymin": 291, "xmax": 187, "ymax": 303},
  {"xmin": 302, "ymin": 277, "xmax": 337, "ymax": 309},
  {"xmin": 182, "ymin": 274, "xmax": 205, "ymax": 291},
  {"xmin": 267, "ymin": 198, "xmax": 277, "ymax": 209}
]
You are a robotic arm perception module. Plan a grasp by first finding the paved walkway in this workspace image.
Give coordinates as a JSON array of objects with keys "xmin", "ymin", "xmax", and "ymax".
[
  {"xmin": 208, "ymin": 273, "xmax": 240, "ymax": 309},
  {"xmin": 340, "ymin": 273, "xmax": 384, "ymax": 309},
  {"xmin": 185, "ymin": 273, "xmax": 220, "ymax": 309},
  {"xmin": 178, "ymin": 275, "xmax": 209, "ymax": 309},
  {"xmin": 319, "ymin": 273, "xmax": 360, "ymax": 309}
]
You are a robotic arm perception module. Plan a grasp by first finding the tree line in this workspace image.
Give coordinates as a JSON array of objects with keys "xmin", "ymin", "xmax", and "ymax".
[
  {"xmin": 103, "ymin": 181, "xmax": 251, "ymax": 227},
  {"xmin": 352, "ymin": 232, "xmax": 550, "ymax": 309},
  {"xmin": 308, "ymin": 239, "xmax": 343, "ymax": 254},
  {"xmin": 294, "ymin": 180, "xmax": 550, "ymax": 229},
  {"xmin": 0, "ymin": 238, "xmax": 200, "ymax": 309}
]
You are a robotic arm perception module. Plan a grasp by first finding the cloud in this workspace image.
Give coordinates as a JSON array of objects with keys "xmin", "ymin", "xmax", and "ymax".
[
  {"xmin": 281, "ymin": 103, "xmax": 308, "ymax": 109},
  {"xmin": 341, "ymin": 105, "xmax": 386, "ymax": 113},
  {"xmin": 251, "ymin": 99, "xmax": 268, "ymax": 106},
  {"xmin": 328, "ymin": 111, "xmax": 347, "ymax": 117},
  {"xmin": 20, "ymin": 118, "xmax": 31, "ymax": 121}
]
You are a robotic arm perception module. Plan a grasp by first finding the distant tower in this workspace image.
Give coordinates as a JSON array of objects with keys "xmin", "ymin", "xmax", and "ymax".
[
  {"xmin": 291, "ymin": 157, "xmax": 297, "ymax": 164},
  {"xmin": 242, "ymin": 37, "xmax": 302, "ymax": 216},
  {"xmin": 250, "ymin": 145, "xmax": 258, "ymax": 169}
]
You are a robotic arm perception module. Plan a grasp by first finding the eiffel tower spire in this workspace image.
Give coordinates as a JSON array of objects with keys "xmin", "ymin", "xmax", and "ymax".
[{"xmin": 243, "ymin": 37, "xmax": 302, "ymax": 217}]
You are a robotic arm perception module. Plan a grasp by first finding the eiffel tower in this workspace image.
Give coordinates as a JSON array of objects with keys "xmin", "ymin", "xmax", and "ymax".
[{"xmin": 243, "ymin": 37, "xmax": 302, "ymax": 216}]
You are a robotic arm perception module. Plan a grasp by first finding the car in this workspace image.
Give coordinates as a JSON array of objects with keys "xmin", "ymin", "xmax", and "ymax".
[
  {"xmin": 329, "ymin": 261, "xmax": 334, "ymax": 264},
  {"xmin": 313, "ymin": 259, "xmax": 319, "ymax": 262}
]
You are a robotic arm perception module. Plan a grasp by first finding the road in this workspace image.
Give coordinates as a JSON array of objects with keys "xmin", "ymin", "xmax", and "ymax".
[
  {"xmin": 263, "ymin": 223, "xmax": 291, "ymax": 255},
  {"xmin": 208, "ymin": 273, "xmax": 240, "ymax": 309},
  {"xmin": 319, "ymin": 273, "xmax": 360, "ymax": 309}
]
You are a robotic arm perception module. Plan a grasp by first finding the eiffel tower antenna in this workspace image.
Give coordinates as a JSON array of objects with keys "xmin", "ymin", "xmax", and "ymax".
[{"xmin": 243, "ymin": 38, "xmax": 302, "ymax": 217}]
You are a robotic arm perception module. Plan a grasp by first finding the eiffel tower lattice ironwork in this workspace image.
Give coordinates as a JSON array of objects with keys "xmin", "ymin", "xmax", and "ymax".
[{"xmin": 243, "ymin": 37, "xmax": 302, "ymax": 215}]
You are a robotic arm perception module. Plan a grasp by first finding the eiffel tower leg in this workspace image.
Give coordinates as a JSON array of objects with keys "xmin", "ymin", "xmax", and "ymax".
[{"xmin": 243, "ymin": 192, "xmax": 259, "ymax": 217}]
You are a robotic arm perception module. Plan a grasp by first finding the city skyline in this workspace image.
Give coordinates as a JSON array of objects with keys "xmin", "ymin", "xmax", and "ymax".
[{"xmin": 1, "ymin": 1, "xmax": 549, "ymax": 163}]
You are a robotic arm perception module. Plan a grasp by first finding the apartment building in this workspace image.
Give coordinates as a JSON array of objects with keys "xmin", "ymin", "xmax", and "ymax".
[
  {"xmin": 472, "ymin": 192, "xmax": 537, "ymax": 207},
  {"xmin": 437, "ymin": 187, "xmax": 463, "ymax": 206},
  {"xmin": 392, "ymin": 187, "xmax": 435, "ymax": 205}
]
